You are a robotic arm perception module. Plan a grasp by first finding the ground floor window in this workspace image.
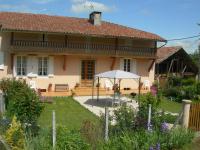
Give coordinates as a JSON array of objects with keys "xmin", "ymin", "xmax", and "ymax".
[
  {"xmin": 38, "ymin": 57, "xmax": 48, "ymax": 76},
  {"xmin": 124, "ymin": 59, "xmax": 131, "ymax": 72},
  {"xmin": 16, "ymin": 56, "xmax": 27, "ymax": 76}
]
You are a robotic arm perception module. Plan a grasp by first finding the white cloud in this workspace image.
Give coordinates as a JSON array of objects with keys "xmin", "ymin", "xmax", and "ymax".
[
  {"xmin": 71, "ymin": 0, "xmax": 115, "ymax": 13},
  {"xmin": 71, "ymin": 0, "xmax": 85, "ymax": 3},
  {"xmin": 167, "ymin": 39, "xmax": 200, "ymax": 53},
  {"xmin": 32, "ymin": 0, "xmax": 55, "ymax": 4}
]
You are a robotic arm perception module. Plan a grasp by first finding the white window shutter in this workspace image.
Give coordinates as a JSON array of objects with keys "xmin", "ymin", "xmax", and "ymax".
[
  {"xmin": 27, "ymin": 56, "xmax": 32, "ymax": 76},
  {"xmin": 0, "ymin": 51, "xmax": 4, "ymax": 70},
  {"xmin": 13, "ymin": 55, "xmax": 17, "ymax": 77},
  {"xmin": 131, "ymin": 59, "xmax": 137, "ymax": 74},
  {"xmin": 48, "ymin": 56, "xmax": 54, "ymax": 77},
  {"xmin": 27, "ymin": 56, "xmax": 38, "ymax": 78},
  {"xmin": 32, "ymin": 56, "xmax": 38, "ymax": 77}
]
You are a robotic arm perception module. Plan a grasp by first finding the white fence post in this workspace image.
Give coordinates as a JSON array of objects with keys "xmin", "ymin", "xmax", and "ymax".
[
  {"xmin": 147, "ymin": 104, "xmax": 152, "ymax": 131},
  {"xmin": 182, "ymin": 100, "xmax": 192, "ymax": 128},
  {"xmin": 0, "ymin": 91, "xmax": 5, "ymax": 113},
  {"xmin": 52, "ymin": 110, "xmax": 56, "ymax": 148},
  {"xmin": 105, "ymin": 107, "xmax": 109, "ymax": 141}
]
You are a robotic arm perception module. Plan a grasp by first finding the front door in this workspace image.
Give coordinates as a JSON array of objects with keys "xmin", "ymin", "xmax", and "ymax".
[{"xmin": 81, "ymin": 60, "xmax": 95, "ymax": 86}]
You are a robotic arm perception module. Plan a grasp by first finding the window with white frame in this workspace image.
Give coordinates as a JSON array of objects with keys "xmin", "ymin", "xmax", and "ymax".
[
  {"xmin": 38, "ymin": 57, "xmax": 48, "ymax": 76},
  {"xmin": 16, "ymin": 56, "xmax": 27, "ymax": 76},
  {"xmin": 123, "ymin": 59, "xmax": 131, "ymax": 72}
]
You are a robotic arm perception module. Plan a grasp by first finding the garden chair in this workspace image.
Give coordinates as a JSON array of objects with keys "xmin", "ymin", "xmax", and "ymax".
[
  {"xmin": 143, "ymin": 80, "xmax": 151, "ymax": 90},
  {"xmin": 29, "ymin": 80, "xmax": 37, "ymax": 90},
  {"xmin": 104, "ymin": 79, "xmax": 112, "ymax": 91}
]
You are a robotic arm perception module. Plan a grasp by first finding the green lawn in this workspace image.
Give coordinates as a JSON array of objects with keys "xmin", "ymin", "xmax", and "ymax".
[
  {"xmin": 159, "ymin": 98, "xmax": 182, "ymax": 113},
  {"xmin": 38, "ymin": 97, "xmax": 99, "ymax": 130}
]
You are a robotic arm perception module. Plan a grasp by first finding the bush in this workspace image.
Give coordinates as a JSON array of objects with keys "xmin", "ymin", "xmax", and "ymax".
[
  {"xmin": 0, "ymin": 78, "xmax": 43, "ymax": 126},
  {"xmin": 100, "ymin": 128, "xmax": 194, "ymax": 150},
  {"xmin": 136, "ymin": 93, "xmax": 160, "ymax": 129},
  {"xmin": 167, "ymin": 76, "xmax": 182, "ymax": 87},
  {"xmin": 162, "ymin": 87, "xmax": 183, "ymax": 102},
  {"xmin": 80, "ymin": 120, "xmax": 103, "ymax": 149},
  {"xmin": 56, "ymin": 125, "xmax": 90, "ymax": 150},
  {"xmin": 181, "ymin": 78, "xmax": 196, "ymax": 86},
  {"xmin": 4, "ymin": 116, "xmax": 25, "ymax": 150},
  {"xmin": 25, "ymin": 128, "xmax": 52, "ymax": 150},
  {"xmin": 112, "ymin": 105, "xmax": 136, "ymax": 133}
]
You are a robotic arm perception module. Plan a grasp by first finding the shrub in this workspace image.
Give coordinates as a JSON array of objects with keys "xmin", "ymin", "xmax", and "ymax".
[
  {"xmin": 56, "ymin": 125, "xmax": 90, "ymax": 150},
  {"xmin": 167, "ymin": 76, "xmax": 182, "ymax": 87},
  {"xmin": 25, "ymin": 128, "xmax": 52, "ymax": 150},
  {"xmin": 0, "ymin": 78, "xmax": 43, "ymax": 126},
  {"xmin": 112, "ymin": 105, "xmax": 136, "ymax": 133},
  {"xmin": 136, "ymin": 93, "xmax": 160, "ymax": 129},
  {"xmin": 99, "ymin": 128, "xmax": 194, "ymax": 150},
  {"xmin": 80, "ymin": 120, "xmax": 103, "ymax": 149},
  {"xmin": 196, "ymin": 82, "xmax": 200, "ymax": 95},
  {"xmin": 4, "ymin": 116, "xmax": 25, "ymax": 150},
  {"xmin": 181, "ymin": 78, "xmax": 196, "ymax": 86}
]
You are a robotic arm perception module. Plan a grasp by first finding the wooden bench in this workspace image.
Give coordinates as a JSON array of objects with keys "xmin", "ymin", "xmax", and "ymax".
[{"xmin": 55, "ymin": 84, "xmax": 69, "ymax": 92}]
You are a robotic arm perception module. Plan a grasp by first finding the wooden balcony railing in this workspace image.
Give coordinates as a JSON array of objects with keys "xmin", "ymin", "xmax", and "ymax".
[{"xmin": 11, "ymin": 40, "xmax": 156, "ymax": 57}]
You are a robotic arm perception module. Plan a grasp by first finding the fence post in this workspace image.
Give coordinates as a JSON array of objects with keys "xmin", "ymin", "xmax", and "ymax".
[
  {"xmin": 52, "ymin": 110, "xmax": 56, "ymax": 148},
  {"xmin": 182, "ymin": 100, "xmax": 192, "ymax": 128},
  {"xmin": 105, "ymin": 107, "xmax": 109, "ymax": 141},
  {"xmin": 147, "ymin": 104, "xmax": 152, "ymax": 131},
  {"xmin": 0, "ymin": 91, "xmax": 5, "ymax": 113}
]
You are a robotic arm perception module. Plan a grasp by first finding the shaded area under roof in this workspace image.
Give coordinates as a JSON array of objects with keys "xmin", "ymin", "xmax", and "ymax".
[{"xmin": 156, "ymin": 46, "xmax": 198, "ymax": 75}]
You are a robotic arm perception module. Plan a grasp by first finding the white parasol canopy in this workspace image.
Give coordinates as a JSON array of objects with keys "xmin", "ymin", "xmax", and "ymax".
[{"xmin": 95, "ymin": 70, "xmax": 140, "ymax": 79}]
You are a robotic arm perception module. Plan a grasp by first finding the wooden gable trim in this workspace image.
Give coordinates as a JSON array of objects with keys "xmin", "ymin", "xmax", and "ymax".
[
  {"xmin": 110, "ymin": 57, "xmax": 116, "ymax": 70},
  {"xmin": 63, "ymin": 55, "xmax": 67, "ymax": 71},
  {"xmin": 148, "ymin": 59, "xmax": 155, "ymax": 72}
]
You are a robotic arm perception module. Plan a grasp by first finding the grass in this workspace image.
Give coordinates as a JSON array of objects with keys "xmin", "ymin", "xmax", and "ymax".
[
  {"xmin": 38, "ymin": 97, "xmax": 99, "ymax": 130},
  {"xmin": 182, "ymin": 136, "xmax": 200, "ymax": 150},
  {"xmin": 159, "ymin": 98, "xmax": 182, "ymax": 113}
]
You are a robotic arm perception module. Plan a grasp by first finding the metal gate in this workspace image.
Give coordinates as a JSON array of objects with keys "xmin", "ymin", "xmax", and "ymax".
[{"xmin": 189, "ymin": 103, "xmax": 200, "ymax": 131}]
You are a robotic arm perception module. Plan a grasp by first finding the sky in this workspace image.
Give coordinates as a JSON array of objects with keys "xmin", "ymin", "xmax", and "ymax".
[{"xmin": 0, "ymin": 0, "xmax": 199, "ymax": 53}]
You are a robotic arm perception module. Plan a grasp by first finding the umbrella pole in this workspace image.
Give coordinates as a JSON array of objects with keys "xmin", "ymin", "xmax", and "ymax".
[
  {"xmin": 119, "ymin": 79, "xmax": 121, "ymax": 93},
  {"xmin": 113, "ymin": 78, "xmax": 116, "ymax": 102},
  {"xmin": 138, "ymin": 77, "xmax": 141, "ymax": 107},
  {"xmin": 97, "ymin": 77, "xmax": 100, "ymax": 102}
]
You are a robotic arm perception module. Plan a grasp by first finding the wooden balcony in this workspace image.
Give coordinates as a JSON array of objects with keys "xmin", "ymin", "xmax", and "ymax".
[{"xmin": 10, "ymin": 40, "xmax": 156, "ymax": 57}]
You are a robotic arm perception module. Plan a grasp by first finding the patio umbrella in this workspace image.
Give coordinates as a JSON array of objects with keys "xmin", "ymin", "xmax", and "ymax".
[{"xmin": 92, "ymin": 70, "xmax": 141, "ymax": 105}]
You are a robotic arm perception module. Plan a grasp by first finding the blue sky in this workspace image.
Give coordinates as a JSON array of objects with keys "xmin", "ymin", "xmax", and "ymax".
[{"xmin": 0, "ymin": 0, "xmax": 199, "ymax": 53}]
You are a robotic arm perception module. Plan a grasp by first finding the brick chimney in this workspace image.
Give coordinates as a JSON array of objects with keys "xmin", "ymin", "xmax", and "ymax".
[{"xmin": 89, "ymin": 11, "xmax": 102, "ymax": 26}]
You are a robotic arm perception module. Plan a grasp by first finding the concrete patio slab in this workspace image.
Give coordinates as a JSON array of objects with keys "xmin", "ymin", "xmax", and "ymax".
[{"xmin": 74, "ymin": 96, "xmax": 138, "ymax": 117}]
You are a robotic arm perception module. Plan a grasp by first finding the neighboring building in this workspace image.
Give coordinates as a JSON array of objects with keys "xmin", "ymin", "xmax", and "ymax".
[
  {"xmin": 156, "ymin": 46, "xmax": 198, "ymax": 77},
  {"xmin": 0, "ymin": 11, "xmax": 165, "ymax": 93}
]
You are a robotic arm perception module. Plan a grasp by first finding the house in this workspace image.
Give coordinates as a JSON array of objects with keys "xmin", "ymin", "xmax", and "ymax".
[
  {"xmin": 0, "ymin": 11, "xmax": 166, "ymax": 95},
  {"xmin": 156, "ymin": 46, "xmax": 198, "ymax": 79}
]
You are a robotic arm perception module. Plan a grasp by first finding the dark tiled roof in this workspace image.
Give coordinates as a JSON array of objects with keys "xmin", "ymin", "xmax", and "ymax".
[
  {"xmin": 0, "ymin": 12, "xmax": 165, "ymax": 41},
  {"xmin": 157, "ymin": 46, "xmax": 182, "ymax": 63}
]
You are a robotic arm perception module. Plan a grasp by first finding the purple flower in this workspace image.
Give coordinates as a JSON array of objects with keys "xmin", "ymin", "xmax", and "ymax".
[
  {"xmin": 156, "ymin": 143, "xmax": 160, "ymax": 150},
  {"xmin": 149, "ymin": 146, "xmax": 154, "ymax": 150},
  {"xmin": 161, "ymin": 122, "xmax": 169, "ymax": 132}
]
